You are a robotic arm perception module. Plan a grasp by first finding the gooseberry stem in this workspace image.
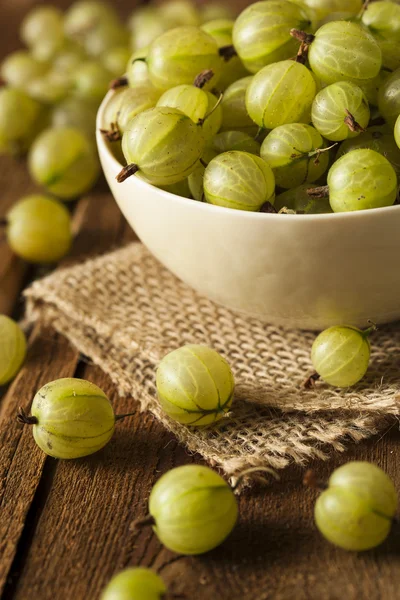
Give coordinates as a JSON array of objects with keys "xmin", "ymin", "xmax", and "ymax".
[
  {"xmin": 356, "ymin": 0, "xmax": 372, "ymax": 20},
  {"xmin": 307, "ymin": 185, "xmax": 329, "ymax": 199},
  {"xmin": 198, "ymin": 93, "xmax": 223, "ymax": 126},
  {"xmin": 17, "ymin": 407, "xmax": 38, "ymax": 426},
  {"xmin": 303, "ymin": 469, "xmax": 328, "ymax": 491},
  {"xmin": 110, "ymin": 76, "xmax": 128, "ymax": 90},
  {"xmin": 308, "ymin": 143, "xmax": 338, "ymax": 165},
  {"xmin": 100, "ymin": 123, "xmax": 121, "ymax": 142},
  {"xmin": 116, "ymin": 164, "xmax": 139, "ymax": 183},
  {"xmin": 218, "ymin": 45, "xmax": 237, "ymax": 62},
  {"xmin": 254, "ymin": 127, "xmax": 265, "ymax": 143},
  {"xmin": 260, "ymin": 201, "xmax": 277, "ymax": 214},
  {"xmin": 303, "ymin": 372, "xmax": 321, "ymax": 389},
  {"xmin": 232, "ymin": 466, "xmax": 280, "ymax": 491},
  {"xmin": 115, "ymin": 412, "xmax": 137, "ymax": 421},
  {"xmin": 361, "ymin": 320, "xmax": 378, "ymax": 338},
  {"xmin": 344, "ymin": 109, "xmax": 366, "ymax": 133},
  {"xmin": 194, "ymin": 69, "xmax": 214, "ymax": 89},
  {"xmin": 290, "ymin": 143, "xmax": 338, "ymax": 166}
]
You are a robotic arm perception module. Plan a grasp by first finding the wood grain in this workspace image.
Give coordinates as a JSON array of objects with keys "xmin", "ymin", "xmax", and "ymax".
[
  {"xmin": 0, "ymin": 1, "xmax": 400, "ymax": 600},
  {"xmin": 0, "ymin": 188, "xmax": 127, "ymax": 596}
]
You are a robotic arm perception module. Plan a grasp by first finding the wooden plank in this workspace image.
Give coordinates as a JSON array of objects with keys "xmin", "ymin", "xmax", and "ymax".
[
  {"xmin": 0, "ymin": 155, "xmax": 37, "ymax": 316},
  {"xmin": 0, "ymin": 327, "xmax": 79, "ymax": 593},
  {"xmin": 0, "ymin": 191, "xmax": 126, "ymax": 595}
]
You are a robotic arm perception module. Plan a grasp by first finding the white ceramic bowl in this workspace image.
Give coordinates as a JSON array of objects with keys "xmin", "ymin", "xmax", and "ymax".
[{"xmin": 97, "ymin": 91, "xmax": 400, "ymax": 330}]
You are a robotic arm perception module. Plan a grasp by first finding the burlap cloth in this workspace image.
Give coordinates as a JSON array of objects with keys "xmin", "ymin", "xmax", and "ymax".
[{"xmin": 25, "ymin": 243, "xmax": 400, "ymax": 475}]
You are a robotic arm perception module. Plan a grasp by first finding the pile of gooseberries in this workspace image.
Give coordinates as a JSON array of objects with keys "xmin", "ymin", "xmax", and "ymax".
[
  {"xmin": 102, "ymin": 0, "xmax": 400, "ymax": 217},
  {"xmin": 1, "ymin": 0, "xmax": 400, "ymax": 267}
]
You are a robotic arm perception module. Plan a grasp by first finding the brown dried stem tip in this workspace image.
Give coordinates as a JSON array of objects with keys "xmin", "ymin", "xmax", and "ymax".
[
  {"xmin": 0, "ymin": 217, "xmax": 7, "ymax": 227},
  {"xmin": 303, "ymin": 469, "xmax": 328, "ymax": 491},
  {"xmin": 129, "ymin": 513, "xmax": 155, "ymax": 532},
  {"xmin": 110, "ymin": 76, "xmax": 128, "ymax": 90},
  {"xmin": 303, "ymin": 372, "xmax": 321, "ymax": 389},
  {"xmin": 219, "ymin": 45, "xmax": 237, "ymax": 62},
  {"xmin": 260, "ymin": 201, "xmax": 278, "ymax": 214},
  {"xmin": 116, "ymin": 164, "xmax": 139, "ymax": 183},
  {"xmin": 100, "ymin": 122, "xmax": 122, "ymax": 142},
  {"xmin": 290, "ymin": 29, "xmax": 315, "ymax": 45},
  {"xmin": 307, "ymin": 185, "xmax": 329, "ymax": 199},
  {"xmin": 17, "ymin": 407, "xmax": 38, "ymax": 426},
  {"xmin": 290, "ymin": 29, "xmax": 315, "ymax": 64},
  {"xmin": 194, "ymin": 69, "xmax": 214, "ymax": 89},
  {"xmin": 344, "ymin": 109, "xmax": 366, "ymax": 133}
]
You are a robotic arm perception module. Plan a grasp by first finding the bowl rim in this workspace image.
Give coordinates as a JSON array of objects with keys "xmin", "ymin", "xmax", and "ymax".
[{"xmin": 97, "ymin": 89, "xmax": 400, "ymax": 223}]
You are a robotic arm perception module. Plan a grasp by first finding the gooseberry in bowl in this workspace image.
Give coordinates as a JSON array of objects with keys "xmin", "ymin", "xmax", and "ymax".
[{"xmin": 97, "ymin": 89, "xmax": 400, "ymax": 330}]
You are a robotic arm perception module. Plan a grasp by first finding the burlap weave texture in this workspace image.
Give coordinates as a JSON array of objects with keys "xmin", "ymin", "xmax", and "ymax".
[{"xmin": 25, "ymin": 243, "xmax": 399, "ymax": 474}]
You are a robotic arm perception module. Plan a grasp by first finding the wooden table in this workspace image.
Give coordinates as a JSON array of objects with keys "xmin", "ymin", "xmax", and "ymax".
[{"xmin": 1, "ymin": 2, "xmax": 400, "ymax": 599}]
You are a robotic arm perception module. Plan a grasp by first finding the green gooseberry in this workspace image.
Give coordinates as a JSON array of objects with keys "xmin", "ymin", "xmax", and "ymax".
[
  {"xmin": 275, "ymin": 184, "xmax": 332, "ymax": 214},
  {"xmin": 28, "ymin": 126, "xmax": 100, "ymax": 200},
  {"xmin": 101, "ymin": 86, "xmax": 162, "ymax": 141},
  {"xmin": 188, "ymin": 147, "xmax": 219, "ymax": 201},
  {"xmin": 147, "ymin": 26, "xmax": 223, "ymax": 91},
  {"xmin": 246, "ymin": 60, "xmax": 317, "ymax": 130},
  {"xmin": 118, "ymin": 107, "xmax": 205, "ymax": 186},
  {"xmin": 212, "ymin": 130, "xmax": 260, "ymax": 155},
  {"xmin": 157, "ymin": 84, "xmax": 222, "ymax": 143},
  {"xmin": 156, "ymin": 344, "xmax": 234, "ymax": 426},
  {"xmin": 310, "ymin": 324, "xmax": 376, "ymax": 388},
  {"xmin": 327, "ymin": 148, "xmax": 397, "ymax": 212},
  {"xmin": 157, "ymin": 178, "xmax": 192, "ymax": 199},
  {"xmin": 101, "ymin": 567, "xmax": 166, "ymax": 600},
  {"xmin": 0, "ymin": 88, "xmax": 46, "ymax": 156},
  {"xmin": 260, "ymin": 123, "xmax": 330, "ymax": 189},
  {"xmin": 395, "ymin": 115, "xmax": 400, "ymax": 150},
  {"xmin": 18, "ymin": 378, "xmax": 134, "ymax": 459},
  {"xmin": 220, "ymin": 76, "xmax": 258, "ymax": 135},
  {"xmin": 148, "ymin": 464, "xmax": 238, "ymax": 554},
  {"xmin": 314, "ymin": 461, "xmax": 397, "ymax": 551},
  {"xmin": 5, "ymin": 194, "xmax": 72, "ymax": 264},
  {"xmin": 204, "ymin": 151, "xmax": 275, "ymax": 212},
  {"xmin": 0, "ymin": 315, "xmax": 27, "ymax": 386}
]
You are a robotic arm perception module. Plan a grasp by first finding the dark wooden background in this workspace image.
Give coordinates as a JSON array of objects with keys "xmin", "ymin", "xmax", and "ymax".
[{"xmin": 1, "ymin": 1, "xmax": 400, "ymax": 599}]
